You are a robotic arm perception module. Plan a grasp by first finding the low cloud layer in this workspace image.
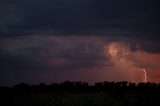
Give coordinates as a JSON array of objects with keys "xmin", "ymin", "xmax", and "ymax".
[{"xmin": 0, "ymin": 35, "xmax": 160, "ymax": 85}]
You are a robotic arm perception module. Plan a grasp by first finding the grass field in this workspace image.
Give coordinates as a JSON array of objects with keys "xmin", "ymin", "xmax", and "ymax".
[{"xmin": 1, "ymin": 90, "xmax": 160, "ymax": 106}]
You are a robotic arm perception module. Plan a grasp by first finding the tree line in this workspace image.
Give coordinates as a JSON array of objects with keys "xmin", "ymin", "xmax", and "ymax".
[{"xmin": 1, "ymin": 81, "xmax": 160, "ymax": 93}]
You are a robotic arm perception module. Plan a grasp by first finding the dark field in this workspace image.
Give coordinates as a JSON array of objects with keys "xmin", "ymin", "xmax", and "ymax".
[
  {"xmin": 1, "ymin": 82, "xmax": 160, "ymax": 106},
  {"xmin": 1, "ymin": 91, "xmax": 160, "ymax": 106}
]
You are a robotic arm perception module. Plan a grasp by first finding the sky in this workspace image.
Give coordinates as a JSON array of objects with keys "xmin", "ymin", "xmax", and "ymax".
[{"xmin": 0, "ymin": 0, "xmax": 160, "ymax": 86}]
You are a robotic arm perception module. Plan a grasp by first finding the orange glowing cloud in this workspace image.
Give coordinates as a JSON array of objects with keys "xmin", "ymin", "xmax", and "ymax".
[
  {"xmin": 131, "ymin": 50, "xmax": 160, "ymax": 83},
  {"xmin": 105, "ymin": 41, "xmax": 160, "ymax": 83}
]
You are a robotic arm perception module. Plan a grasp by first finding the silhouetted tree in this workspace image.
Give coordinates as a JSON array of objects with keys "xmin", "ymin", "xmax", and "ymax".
[
  {"xmin": 3, "ymin": 81, "xmax": 160, "ymax": 93},
  {"xmin": 128, "ymin": 82, "xmax": 136, "ymax": 89},
  {"xmin": 121, "ymin": 81, "xmax": 128, "ymax": 88}
]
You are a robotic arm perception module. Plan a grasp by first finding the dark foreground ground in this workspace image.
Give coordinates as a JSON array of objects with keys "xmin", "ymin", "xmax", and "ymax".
[
  {"xmin": 1, "ymin": 81, "xmax": 160, "ymax": 106},
  {"xmin": 0, "ymin": 90, "xmax": 160, "ymax": 106}
]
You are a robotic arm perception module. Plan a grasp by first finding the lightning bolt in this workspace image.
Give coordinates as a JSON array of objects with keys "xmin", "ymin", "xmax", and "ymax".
[{"xmin": 141, "ymin": 68, "xmax": 147, "ymax": 83}]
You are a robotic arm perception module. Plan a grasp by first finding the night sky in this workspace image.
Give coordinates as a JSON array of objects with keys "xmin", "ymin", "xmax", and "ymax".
[{"xmin": 0, "ymin": 0, "xmax": 160, "ymax": 86}]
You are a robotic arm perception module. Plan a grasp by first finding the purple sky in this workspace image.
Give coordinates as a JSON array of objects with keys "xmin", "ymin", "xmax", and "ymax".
[{"xmin": 0, "ymin": 0, "xmax": 160, "ymax": 86}]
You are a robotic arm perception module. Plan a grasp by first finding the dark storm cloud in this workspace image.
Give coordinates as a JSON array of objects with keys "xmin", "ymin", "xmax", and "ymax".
[
  {"xmin": 0, "ymin": 0, "xmax": 160, "ymax": 85},
  {"xmin": 0, "ymin": 0, "xmax": 159, "ymax": 39},
  {"xmin": 0, "ymin": 36, "xmax": 109, "ymax": 72}
]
